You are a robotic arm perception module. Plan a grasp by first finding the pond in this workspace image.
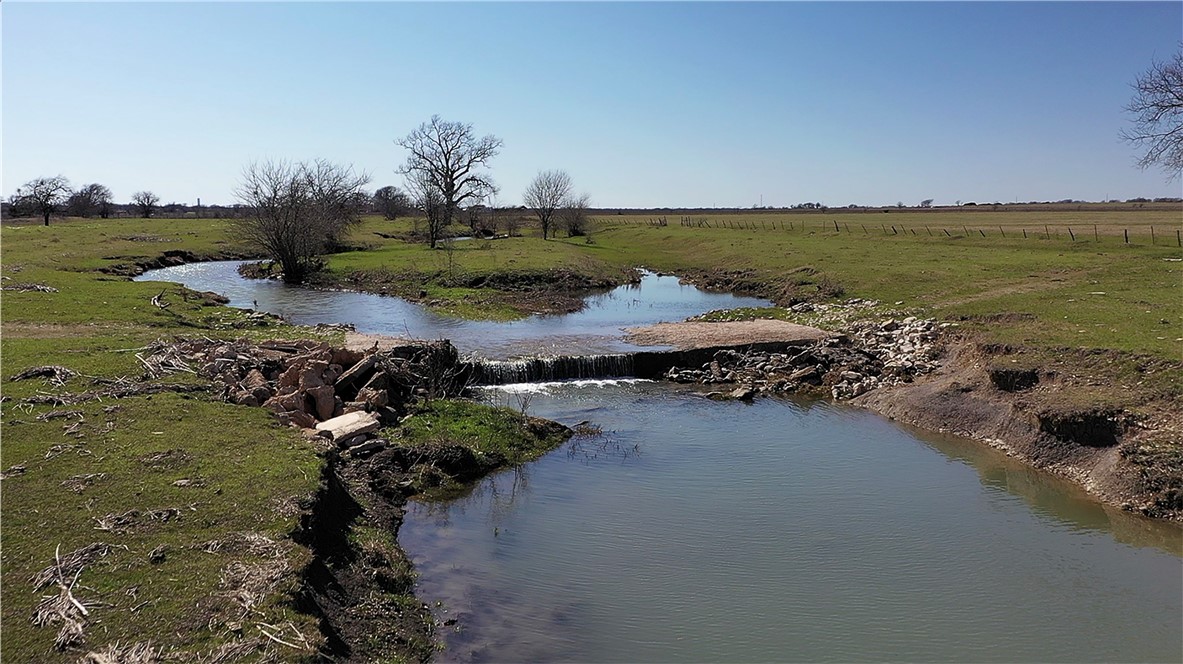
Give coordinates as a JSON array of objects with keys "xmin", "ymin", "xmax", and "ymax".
[{"xmin": 138, "ymin": 260, "xmax": 1182, "ymax": 662}]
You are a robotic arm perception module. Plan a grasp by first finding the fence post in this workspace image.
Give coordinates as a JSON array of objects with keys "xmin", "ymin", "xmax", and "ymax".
[
  {"xmin": 943, "ymin": 228, "xmax": 951, "ymax": 236},
  {"xmin": 833, "ymin": 220, "xmax": 839, "ymax": 232},
  {"xmin": 1094, "ymin": 225, "xmax": 1099, "ymax": 242},
  {"xmin": 1023, "ymin": 229, "xmax": 1027, "ymax": 238},
  {"xmin": 999, "ymin": 226, "xmax": 1005, "ymax": 238},
  {"xmin": 1045, "ymin": 225, "xmax": 1050, "ymax": 240},
  {"xmin": 1151, "ymin": 226, "xmax": 1155, "ymax": 244},
  {"xmin": 862, "ymin": 224, "xmax": 868, "ymax": 234},
  {"xmin": 1124, "ymin": 229, "xmax": 1129, "ymax": 244},
  {"xmin": 1177, "ymin": 229, "xmax": 1181, "ymax": 247},
  {"xmin": 1068, "ymin": 228, "xmax": 1075, "ymax": 242}
]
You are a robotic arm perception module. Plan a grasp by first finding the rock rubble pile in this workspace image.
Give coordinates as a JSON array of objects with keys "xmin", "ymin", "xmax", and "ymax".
[
  {"xmin": 664, "ymin": 316, "xmax": 949, "ymax": 400},
  {"xmin": 143, "ymin": 338, "xmax": 466, "ymax": 456}
]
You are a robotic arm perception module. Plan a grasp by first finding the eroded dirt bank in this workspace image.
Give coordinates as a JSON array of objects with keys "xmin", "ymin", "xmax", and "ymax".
[
  {"xmin": 853, "ymin": 339, "xmax": 1182, "ymax": 521},
  {"xmin": 644, "ymin": 314, "xmax": 1180, "ymax": 522}
]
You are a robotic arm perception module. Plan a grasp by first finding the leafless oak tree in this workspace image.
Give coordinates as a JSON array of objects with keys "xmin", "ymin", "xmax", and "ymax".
[
  {"xmin": 397, "ymin": 115, "xmax": 501, "ymax": 248},
  {"xmin": 523, "ymin": 170, "xmax": 573, "ymax": 240},
  {"xmin": 373, "ymin": 185, "xmax": 410, "ymax": 221},
  {"xmin": 16, "ymin": 176, "xmax": 71, "ymax": 225},
  {"xmin": 66, "ymin": 183, "xmax": 114, "ymax": 218},
  {"xmin": 131, "ymin": 191, "xmax": 160, "ymax": 218},
  {"xmin": 1122, "ymin": 47, "xmax": 1183, "ymax": 180},
  {"xmin": 404, "ymin": 169, "xmax": 449, "ymax": 248},
  {"xmin": 560, "ymin": 193, "xmax": 591, "ymax": 237},
  {"xmin": 233, "ymin": 159, "xmax": 371, "ymax": 284}
]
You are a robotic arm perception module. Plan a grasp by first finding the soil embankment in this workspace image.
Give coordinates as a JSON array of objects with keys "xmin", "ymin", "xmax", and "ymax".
[
  {"xmin": 641, "ymin": 316, "xmax": 1181, "ymax": 522},
  {"xmin": 128, "ymin": 336, "xmax": 571, "ymax": 661},
  {"xmin": 854, "ymin": 340, "xmax": 1181, "ymax": 520}
]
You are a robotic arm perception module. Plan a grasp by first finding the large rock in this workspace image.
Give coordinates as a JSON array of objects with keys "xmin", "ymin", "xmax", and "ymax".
[
  {"xmin": 335, "ymin": 354, "xmax": 378, "ymax": 390},
  {"xmin": 315, "ymin": 411, "xmax": 381, "ymax": 441},
  {"xmin": 299, "ymin": 360, "xmax": 329, "ymax": 389},
  {"xmin": 305, "ymin": 385, "xmax": 336, "ymax": 421}
]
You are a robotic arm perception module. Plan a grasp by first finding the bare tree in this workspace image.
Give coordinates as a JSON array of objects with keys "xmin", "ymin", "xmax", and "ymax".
[
  {"xmin": 1122, "ymin": 47, "xmax": 1183, "ymax": 179},
  {"xmin": 373, "ymin": 185, "xmax": 410, "ymax": 221},
  {"xmin": 560, "ymin": 193, "xmax": 591, "ymax": 237},
  {"xmin": 405, "ymin": 169, "xmax": 449, "ymax": 248},
  {"xmin": 15, "ymin": 176, "xmax": 71, "ymax": 225},
  {"xmin": 233, "ymin": 159, "xmax": 371, "ymax": 284},
  {"xmin": 396, "ymin": 115, "xmax": 501, "ymax": 248},
  {"xmin": 919, "ymin": 198, "xmax": 934, "ymax": 208},
  {"xmin": 66, "ymin": 183, "xmax": 114, "ymax": 218},
  {"xmin": 523, "ymin": 170, "xmax": 573, "ymax": 239},
  {"xmin": 131, "ymin": 191, "xmax": 160, "ymax": 218}
]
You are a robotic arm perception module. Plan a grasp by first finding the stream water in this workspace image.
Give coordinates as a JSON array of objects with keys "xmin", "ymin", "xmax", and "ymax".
[
  {"xmin": 136, "ymin": 261, "xmax": 769, "ymax": 358},
  {"xmin": 138, "ymin": 262, "xmax": 1183, "ymax": 663}
]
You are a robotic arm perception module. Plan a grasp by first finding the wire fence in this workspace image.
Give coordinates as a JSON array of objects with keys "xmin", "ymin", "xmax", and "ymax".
[{"xmin": 596, "ymin": 215, "xmax": 1183, "ymax": 247}]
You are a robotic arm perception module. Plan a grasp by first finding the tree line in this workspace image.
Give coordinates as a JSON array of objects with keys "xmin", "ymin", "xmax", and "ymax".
[{"xmin": 231, "ymin": 114, "xmax": 592, "ymax": 283}]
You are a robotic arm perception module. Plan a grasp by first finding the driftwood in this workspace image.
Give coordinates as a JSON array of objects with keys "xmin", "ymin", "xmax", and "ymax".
[
  {"xmin": 30, "ymin": 543, "xmax": 111, "ymax": 651},
  {"xmin": 18, "ymin": 382, "xmax": 208, "ymax": 407},
  {"xmin": 150, "ymin": 290, "xmax": 169, "ymax": 309},
  {"xmin": 9, "ymin": 365, "xmax": 77, "ymax": 385},
  {"xmin": 2, "ymin": 282, "xmax": 58, "ymax": 293}
]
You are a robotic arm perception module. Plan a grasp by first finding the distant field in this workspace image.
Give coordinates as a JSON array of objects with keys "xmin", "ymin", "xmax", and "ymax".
[
  {"xmin": 332, "ymin": 207, "xmax": 1183, "ymax": 360},
  {"xmin": 596, "ymin": 207, "xmax": 1183, "ymax": 241}
]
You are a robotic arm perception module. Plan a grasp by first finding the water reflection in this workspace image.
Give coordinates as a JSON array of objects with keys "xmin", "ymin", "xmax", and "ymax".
[
  {"xmin": 907, "ymin": 423, "xmax": 1182, "ymax": 555},
  {"xmin": 401, "ymin": 382, "xmax": 1182, "ymax": 663},
  {"xmin": 135, "ymin": 261, "xmax": 771, "ymax": 358}
]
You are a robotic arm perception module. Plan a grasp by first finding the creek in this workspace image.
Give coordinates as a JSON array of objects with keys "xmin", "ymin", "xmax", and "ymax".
[{"xmin": 138, "ymin": 261, "xmax": 1183, "ymax": 663}]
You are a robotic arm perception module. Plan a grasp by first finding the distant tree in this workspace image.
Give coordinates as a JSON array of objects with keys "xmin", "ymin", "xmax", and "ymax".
[
  {"xmin": 6, "ymin": 192, "xmax": 37, "ymax": 218},
  {"xmin": 919, "ymin": 198, "xmax": 934, "ymax": 208},
  {"xmin": 15, "ymin": 176, "xmax": 71, "ymax": 225},
  {"xmin": 233, "ymin": 159, "xmax": 371, "ymax": 283},
  {"xmin": 1122, "ymin": 46, "xmax": 1183, "ymax": 179},
  {"xmin": 405, "ymin": 169, "xmax": 448, "ymax": 249},
  {"xmin": 523, "ymin": 170, "xmax": 573, "ymax": 239},
  {"xmin": 896, "ymin": 201, "xmax": 905, "ymax": 208},
  {"xmin": 131, "ymin": 191, "xmax": 160, "ymax": 218},
  {"xmin": 373, "ymin": 185, "xmax": 411, "ymax": 221},
  {"xmin": 66, "ymin": 183, "xmax": 114, "ymax": 218},
  {"xmin": 396, "ymin": 115, "xmax": 501, "ymax": 248},
  {"xmin": 560, "ymin": 193, "xmax": 591, "ymax": 237}
]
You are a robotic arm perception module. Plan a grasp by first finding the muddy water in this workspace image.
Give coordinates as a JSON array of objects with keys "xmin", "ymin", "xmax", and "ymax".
[
  {"xmin": 135, "ymin": 261, "xmax": 769, "ymax": 358},
  {"xmin": 402, "ymin": 381, "xmax": 1182, "ymax": 663}
]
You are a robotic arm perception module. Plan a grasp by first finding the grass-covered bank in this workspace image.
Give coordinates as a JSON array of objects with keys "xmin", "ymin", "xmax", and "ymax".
[
  {"xmin": 1, "ymin": 220, "xmax": 335, "ymax": 660},
  {"xmin": 0, "ymin": 217, "xmax": 567, "ymax": 661}
]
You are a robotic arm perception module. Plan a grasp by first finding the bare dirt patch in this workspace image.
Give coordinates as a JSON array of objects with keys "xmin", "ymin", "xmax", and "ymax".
[
  {"xmin": 343, "ymin": 331, "xmax": 415, "ymax": 353},
  {"xmin": 626, "ymin": 319, "xmax": 834, "ymax": 350}
]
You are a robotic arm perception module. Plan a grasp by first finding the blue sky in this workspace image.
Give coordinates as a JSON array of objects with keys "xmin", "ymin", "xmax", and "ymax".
[{"xmin": 3, "ymin": 2, "xmax": 1180, "ymax": 208}]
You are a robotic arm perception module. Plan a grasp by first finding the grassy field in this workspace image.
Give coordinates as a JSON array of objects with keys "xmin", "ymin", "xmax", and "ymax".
[
  {"xmin": 2, "ymin": 205, "xmax": 1180, "ymax": 658},
  {"xmin": 331, "ymin": 209, "xmax": 1183, "ymax": 360},
  {"xmin": 1, "ymin": 219, "xmax": 339, "ymax": 661}
]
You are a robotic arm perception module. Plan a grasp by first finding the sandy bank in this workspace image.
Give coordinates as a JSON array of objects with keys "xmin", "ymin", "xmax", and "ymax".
[{"xmin": 625, "ymin": 319, "xmax": 834, "ymax": 349}]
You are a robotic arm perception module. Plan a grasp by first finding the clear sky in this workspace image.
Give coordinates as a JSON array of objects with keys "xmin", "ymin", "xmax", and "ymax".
[{"xmin": 3, "ymin": 1, "xmax": 1180, "ymax": 208}]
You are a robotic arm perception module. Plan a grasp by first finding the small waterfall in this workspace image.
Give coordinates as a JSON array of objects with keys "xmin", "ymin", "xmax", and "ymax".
[{"xmin": 469, "ymin": 354, "xmax": 637, "ymax": 385}]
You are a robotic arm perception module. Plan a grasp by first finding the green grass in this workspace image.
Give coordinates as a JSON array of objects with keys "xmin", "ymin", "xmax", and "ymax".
[
  {"xmin": 320, "ymin": 209, "xmax": 1183, "ymax": 359},
  {"xmin": 0, "ymin": 217, "xmax": 336, "ymax": 660},
  {"xmin": 395, "ymin": 399, "xmax": 567, "ymax": 465}
]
